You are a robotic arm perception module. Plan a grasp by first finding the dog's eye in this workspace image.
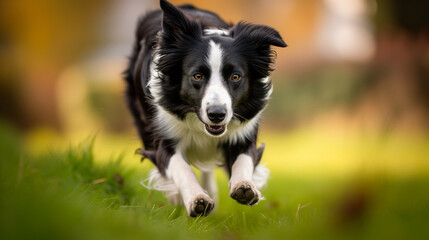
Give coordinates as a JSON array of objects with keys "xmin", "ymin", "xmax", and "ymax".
[
  {"xmin": 193, "ymin": 73, "xmax": 203, "ymax": 81},
  {"xmin": 231, "ymin": 74, "xmax": 241, "ymax": 81}
]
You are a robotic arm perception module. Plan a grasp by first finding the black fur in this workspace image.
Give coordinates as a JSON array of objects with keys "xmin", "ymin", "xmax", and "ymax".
[{"xmin": 124, "ymin": 0, "xmax": 286, "ymax": 176}]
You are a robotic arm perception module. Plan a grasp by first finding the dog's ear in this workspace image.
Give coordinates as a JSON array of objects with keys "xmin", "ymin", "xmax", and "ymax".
[
  {"xmin": 231, "ymin": 22, "xmax": 287, "ymax": 48},
  {"xmin": 231, "ymin": 22, "xmax": 286, "ymax": 78},
  {"xmin": 160, "ymin": 0, "xmax": 201, "ymax": 43}
]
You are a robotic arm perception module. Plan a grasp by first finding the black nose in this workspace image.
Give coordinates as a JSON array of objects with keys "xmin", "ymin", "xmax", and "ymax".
[{"xmin": 207, "ymin": 106, "xmax": 226, "ymax": 124}]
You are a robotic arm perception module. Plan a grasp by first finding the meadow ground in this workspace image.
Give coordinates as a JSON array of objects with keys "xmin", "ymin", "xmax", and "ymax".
[{"xmin": 1, "ymin": 122, "xmax": 429, "ymax": 239}]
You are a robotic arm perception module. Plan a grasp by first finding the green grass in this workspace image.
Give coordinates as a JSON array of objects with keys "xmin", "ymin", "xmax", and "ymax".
[{"xmin": 1, "ymin": 123, "xmax": 429, "ymax": 239}]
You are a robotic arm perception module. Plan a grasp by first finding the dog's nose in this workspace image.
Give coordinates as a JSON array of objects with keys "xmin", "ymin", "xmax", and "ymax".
[{"xmin": 207, "ymin": 106, "xmax": 226, "ymax": 124}]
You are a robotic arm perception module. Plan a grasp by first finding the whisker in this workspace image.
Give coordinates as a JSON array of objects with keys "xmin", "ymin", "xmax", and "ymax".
[{"xmin": 233, "ymin": 112, "xmax": 249, "ymax": 121}]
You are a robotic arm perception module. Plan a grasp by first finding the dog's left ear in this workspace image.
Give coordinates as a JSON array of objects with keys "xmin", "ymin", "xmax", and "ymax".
[
  {"xmin": 231, "ymin": 22, "xmax": 287, "ymax": 48},
  {"xmin": 231, "ymin": 22, "xmax": 286, "ymax": 78},
  {"xmin": 160, "ymin": 0, "xmax": 201, "ymax": 43}
]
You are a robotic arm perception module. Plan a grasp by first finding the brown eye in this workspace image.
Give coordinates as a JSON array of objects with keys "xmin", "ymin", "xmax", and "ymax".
[
  {"xmin": 193, "ymin": 73, "xmax": 203, "ymax": 81},
  {"xmin": 231, "ymin": 74, "xmax": 241, "ymax": 81}
]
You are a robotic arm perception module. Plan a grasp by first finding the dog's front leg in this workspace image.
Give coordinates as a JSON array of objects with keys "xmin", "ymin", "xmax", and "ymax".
[
  {"xmin": 166, "ymin": 152, "xmax": 214, "ymax": 217},
  {"xmin": 229, "ymin": 154, "xmax": 261, "ymax": 206}
]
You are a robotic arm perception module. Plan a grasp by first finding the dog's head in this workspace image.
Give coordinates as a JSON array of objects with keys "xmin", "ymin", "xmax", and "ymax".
[{"xmin": 155, "ymin": 0, "xmax": 286, "ymax": 137}]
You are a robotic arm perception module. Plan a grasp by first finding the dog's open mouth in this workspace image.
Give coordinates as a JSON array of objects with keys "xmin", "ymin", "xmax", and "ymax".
[{"xmin": 204, "ymin": 124, "xmax": 226, "ymax": 136}]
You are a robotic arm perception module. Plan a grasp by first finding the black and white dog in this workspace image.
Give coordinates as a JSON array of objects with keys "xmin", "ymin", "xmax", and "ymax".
[{"xmin": 124, "ymin": 0, "xmax": 286, "ymax": 217}]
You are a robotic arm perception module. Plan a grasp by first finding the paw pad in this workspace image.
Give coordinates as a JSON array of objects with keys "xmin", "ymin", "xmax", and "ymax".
[
  {"xmin": 230, "ymin": 182, "xmax": 259, "ymax": 206},
  {"xmin": 189, "ymin": 196, "xmax": 214, "ymax": 217}
]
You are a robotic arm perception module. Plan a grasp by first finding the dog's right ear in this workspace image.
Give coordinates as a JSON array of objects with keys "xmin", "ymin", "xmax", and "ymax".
[{"xmin": 160, "ymin": 0, "xmax": 201, "ymax": 44}]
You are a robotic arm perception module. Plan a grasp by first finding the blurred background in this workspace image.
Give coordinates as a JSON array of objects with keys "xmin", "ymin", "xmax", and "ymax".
[
  {"xmin": 1, "ymin": 0, "xmax": 429, "ymax": 238},
  {"xmin": 1, "ymin": 0, "xmax": 428, "ymax": 175}
]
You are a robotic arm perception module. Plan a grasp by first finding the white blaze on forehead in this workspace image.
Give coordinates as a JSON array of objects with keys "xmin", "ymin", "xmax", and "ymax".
[
  {"xmin": 201, "ymin": 41, "xmax": 233, "ymax": 125},
  {"xmin": 203, "ymin": 28, "xmax": 230, "ymax": 36},
  {"xmin": 207, "ymin": 41, "xmax": 223, "ymax": 76}
]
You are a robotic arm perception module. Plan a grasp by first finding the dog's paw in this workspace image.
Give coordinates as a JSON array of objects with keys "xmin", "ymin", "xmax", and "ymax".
[
  {"xmin": 188, "ymin": 194, "xmax": 215, "ymax": 217},
  {"xmin": 230, "ymin": 180, "xmax": 261, "ymax": 206}
]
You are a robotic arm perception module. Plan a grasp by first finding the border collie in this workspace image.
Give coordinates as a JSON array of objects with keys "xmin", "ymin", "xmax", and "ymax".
[{"xmin": 124, "ymin": 0, "xmax": 286, "ymax": 217}]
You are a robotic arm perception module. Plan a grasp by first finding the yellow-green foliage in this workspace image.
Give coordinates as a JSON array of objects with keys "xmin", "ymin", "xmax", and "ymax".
[{"xmin": 1, "ymin": 123, "xmax": 429, "ymax": 240}]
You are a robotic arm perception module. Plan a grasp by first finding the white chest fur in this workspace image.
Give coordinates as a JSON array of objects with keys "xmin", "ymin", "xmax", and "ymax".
[{"xmin": 154, "ymin": 106, "xmax": 260, "ymax": 171}]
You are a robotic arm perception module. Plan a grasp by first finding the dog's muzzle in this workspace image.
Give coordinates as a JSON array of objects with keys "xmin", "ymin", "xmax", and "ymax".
[
  {"xmin": 204, "ymin": 105, "xmax": 227, "ymax": 136},
  {"xmin": 207, "ymin": 106, "xmax": 226, "ymax": 123}
]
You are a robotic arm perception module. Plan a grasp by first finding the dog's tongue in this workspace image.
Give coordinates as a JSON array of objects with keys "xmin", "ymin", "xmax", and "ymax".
[
  {"xmin": 210, "ymin": 125, "xmax": 222, "ymax": 130},
  {"xmin": 205, "ymin": 124, "xmax": 226, "ymax": 136}
]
